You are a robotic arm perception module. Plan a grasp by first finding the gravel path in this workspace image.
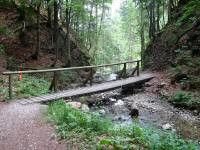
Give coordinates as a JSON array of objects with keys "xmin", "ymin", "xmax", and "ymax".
[{"xmin": 0, "ymin": 102, "xmax": 66, "ymax": 150}]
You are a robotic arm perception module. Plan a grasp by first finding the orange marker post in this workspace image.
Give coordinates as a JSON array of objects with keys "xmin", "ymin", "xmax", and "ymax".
[{"xmin": 19, "ymin": 64, "xmax": 23, "ymax": 80}]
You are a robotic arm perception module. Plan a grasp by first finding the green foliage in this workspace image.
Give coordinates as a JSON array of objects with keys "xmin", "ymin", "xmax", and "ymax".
[
  {"xmin": 47, "ymin": 101, "xmax": 199, "ymax": 149},
  {"xmin": 47, "ymin": 101, "xmax": 111, "ymax": 136},
  {"xmin": 0, "ymin": 44, "xmax": 5, "ymax": 55},
  {"xmin": 99, "ymin": 125, "xmax": 199, "ymax": 150},
  {"xmin": 177, "ymin": 0, "xmax": 200, "ymax": 25},
  {"xmin": 0, "ymin": 0, "xmax": 14, "ymax": 8},
  {"xmin": 13, "ymin": 75, "xmax": 50, "ymax": 98},
  {"xmin": 59, "ymin": 71, "xmax": 77, "ymax": 85},
  {"xmin": 170, "ymin": 91, "xmax": 200, "ymax": 112},
  {"xmin": 171, "ymin": 91, "xmax": 192, "ymax": 103},
  {"xmin": 0, "ymin": 27, "xmax": 12, "ymax": 37}
]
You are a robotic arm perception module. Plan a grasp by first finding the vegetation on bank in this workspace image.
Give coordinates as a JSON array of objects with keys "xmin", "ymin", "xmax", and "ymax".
[
  {"xmin": 0, "ymin": 75, "xmax": 50, "ymax": 100},
  {"xmin": 47, "ymin": 101, "xmax": 199, "ymax": 150},
  {"xmin": 169, "ymin": 51, "xmax": 200, "ymax": 112},
  {"xmin": 170, "ymin": 91, "xmax": 200, "ymax": 113}
]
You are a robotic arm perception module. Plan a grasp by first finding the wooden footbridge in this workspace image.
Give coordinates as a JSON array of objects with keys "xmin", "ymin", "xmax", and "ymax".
[{"xmin": 2, "ymin": 60, "xmax": 154, "ymax": 105}]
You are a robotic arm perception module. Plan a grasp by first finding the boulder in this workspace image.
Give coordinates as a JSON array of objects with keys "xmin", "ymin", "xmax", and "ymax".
[
  {"xmin": 112, "ymin": 100, "xmax": 127, "ymax": 114},
  {"xmin": 114, "ymin": 100, "xmax": 124, "ymax": 106},
  {"xmin": 99, "ymin": 109, "xmax": 106, "ymax": 115},
  {"xmin": 106, "ymin": 73, "xmax": 118, "ymax": 81},
  {"xmin": 109, "ymin": 98, "xmax": 117, "ymax": 102},
  {"xmin": 162, "ymin": 123, "xmax": 172, "ymax": 130},
  {"xmin": 81, "ymin": 104, "xmax": 90, "ymax": 112},
  {"xmin": 66, "ymin": 102, "xmax": 82, "ymax": 109},
  {"xmin": 129, "ymin": 108, "xmax": 139, "ymax": 117},
  {"xmin": 157, "ymin": 82, "xmax": 166, "ymax": 88},
  {"xmin": 93, "ymin": 73, "xmax": 104, "ymax": 83}
]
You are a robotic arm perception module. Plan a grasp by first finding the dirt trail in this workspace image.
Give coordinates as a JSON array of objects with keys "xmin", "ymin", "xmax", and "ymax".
[{"xmin": 0, "ymin": 102, "xmax": 66, "ymax": 150}]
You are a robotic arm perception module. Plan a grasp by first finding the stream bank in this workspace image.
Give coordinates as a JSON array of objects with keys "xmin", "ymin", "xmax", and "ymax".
[{"xmin": 68, "ymin": 85, "xmax": 200, "ymax": 142}]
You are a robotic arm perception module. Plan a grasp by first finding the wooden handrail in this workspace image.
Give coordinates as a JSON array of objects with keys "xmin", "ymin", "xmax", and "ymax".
[
  {"xmin": 2, "ymin": 60, "xmax": 140, "ymax": 100},
  {"xmin": 2, "ymin": 60, "xmax": 140, "ymax": 75}
]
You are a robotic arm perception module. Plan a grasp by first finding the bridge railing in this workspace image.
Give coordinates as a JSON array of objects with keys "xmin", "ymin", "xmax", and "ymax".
[{"xmin": 2, "ymin": 60, "xmax": 140, "ymax": 100}]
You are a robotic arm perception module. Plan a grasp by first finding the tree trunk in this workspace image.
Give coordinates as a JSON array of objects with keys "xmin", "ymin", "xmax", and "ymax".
[
  {"xmin": 156, "ymin": 2, "xmax": 160, "ymax": 31},
  {"xmin": 140, "ymin": 1, "xmax": 145, "ymax": 67},
  {"xmin": 34, "ymin": 3, "xmax": 41, "ymax": 59},
  {"xmin": 47, "ymin": 0, "xmax": 52, "ymax": 28},
  {"xmin": 66, "ymin": 0, "xmax": 72, "ymax": 66},
  {"xmin": 168, "ymin": 0, "xmax": 172, "ymax": 23},
  {"xmin": 53, "ymin": 1, "xmax": 59, "ymax": 64}
]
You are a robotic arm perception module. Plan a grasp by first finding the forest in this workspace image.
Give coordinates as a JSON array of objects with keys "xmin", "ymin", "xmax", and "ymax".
[{"xmin": 0, "ymin": 0, "xmax": 200, "ymax": 149}]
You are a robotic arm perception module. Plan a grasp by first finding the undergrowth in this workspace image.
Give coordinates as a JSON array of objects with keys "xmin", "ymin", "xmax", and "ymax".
[
  {"xmin": 0, "ymin": 0, "xmax": 15, "ymax": 8},
  {"xmin": 14, "ymin": 75, "xmax": 50, "ymax": 98},
  {"xmin": 0, "ymin": 75, "xmax": 50, "ymax": 100},
  {"xmin": 170, "ymin": 91, "xmax": 200, "ymax": 112},
  {"xmin": 47, "ymin": 101, "xmax": 200, "ymax": 150},
  {"xmin": 177, "ymin": 0, "xmax": 200, "ymax": 26}
]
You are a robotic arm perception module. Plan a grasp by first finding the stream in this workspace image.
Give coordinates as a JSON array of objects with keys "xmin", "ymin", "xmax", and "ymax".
[{"xmin": 73, "ymin": 87, "xmax": 200, "ymax": 142}]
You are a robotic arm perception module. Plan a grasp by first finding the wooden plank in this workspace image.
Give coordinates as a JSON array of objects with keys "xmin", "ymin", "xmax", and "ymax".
[{"xmin": 17, "ymin": 73, "xmax": 154, "ymax": 105}]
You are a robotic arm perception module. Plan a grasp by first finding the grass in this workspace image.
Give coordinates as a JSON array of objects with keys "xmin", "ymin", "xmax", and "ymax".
[
  {"xmin": 47, "ymin": 101, "xmax": 200, "ymax": 150},
  {"xmin": 0, "ymin": 74, "xmax": 50, "ymax": 100}
]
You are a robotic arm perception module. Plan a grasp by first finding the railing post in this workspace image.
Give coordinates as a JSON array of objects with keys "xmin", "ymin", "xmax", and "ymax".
[
  {"xmin": 137, "ymin": 61, "xmax": 140, "ymax": 76},
  {"xmin": 8, "ymin": 74, "xmax": 12, "ymax": 100},
  {"xmin": 89, "ymin": 68, "xmax": 93, "ymax": 86},
  {"xmin": 53, "ymin": 71, "xmax": 57, "ymax": 92},
  {"xmin": 123, "ymin": 63, "xmax": 127, "ymax": 78}
]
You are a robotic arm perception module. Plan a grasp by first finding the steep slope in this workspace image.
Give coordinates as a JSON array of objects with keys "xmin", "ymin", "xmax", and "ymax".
[
  {"xmin": 144, "ymin": 0, "xmax": 200, "ymax": 70},
  {"xmin": 0, "ymin": 2, "xmax": 90, "ymax": 70},
  {"xmin": 144, "ymin": 0, "xmax": 200, "ymax": 112}
]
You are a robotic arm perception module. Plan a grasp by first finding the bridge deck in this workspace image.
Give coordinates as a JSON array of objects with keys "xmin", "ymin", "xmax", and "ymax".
[{"xmin": 16, "ymin": 73, "xmax": 154, "ymax": 105}]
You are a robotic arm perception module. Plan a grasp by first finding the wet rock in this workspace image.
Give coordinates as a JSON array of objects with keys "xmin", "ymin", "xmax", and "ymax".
[
  {"xmin": 93, "ymin": 73, "xmax": 104, "ymax": 83},
  {"xmin": 130, "ymin": 108, "xmax": 139, "ymax": 117},
  {"xmin": 81, "ymin": 104, "xmax": 90, "ymax": 112},
  {"xmin": 133, "ymin": 88, "xmax": 144, "ymax": 93},
  {"xmin": 145, "ymin": 83, "xmax": 152, "ymax": 87},
  {"xmin": 162, "ymin": 123, "xmax": 172, "ymax": 130},
  {"xmin": 99, "ymin": 109, "xmax": 106, "ymax": 115},
  {"xmin": 112, "ymin": 100, "xmax": 127, "ymax": 114},
  {"xmin": 106, "ymin": 73, "xmax": 118, "ymax": 81},
  {"xmin": 113, "ymin": 115, "xmax": 128, "ymax": 121},
  {"xmin": 157, "ymin": 82, "xmax": 166, "ymax": 88},
  {"xmin": 114, "ymin": 100, "xmax": 124, "ymax": 106},
  {"xmin": 66, "ymin": 102, "xmax": 82, "ymax": 109},
  {"xmin": 109, "ymin": 98, "xmax": 117, "ymax": 102}
]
